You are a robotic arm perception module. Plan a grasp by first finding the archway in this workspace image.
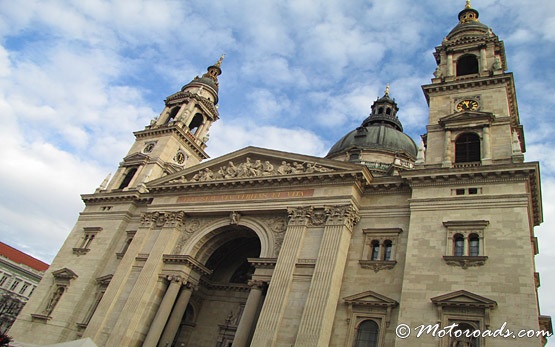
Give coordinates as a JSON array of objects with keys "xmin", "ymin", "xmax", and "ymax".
[{"xmin": 172, "ymin": 225, "xmax": 261, "ymax": 347}]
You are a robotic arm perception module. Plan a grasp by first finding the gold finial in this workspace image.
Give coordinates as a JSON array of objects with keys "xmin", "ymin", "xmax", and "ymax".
[
  {"xmin": 385, "ymin": 84, "xmax": 390, "ymax": 96},
  {"xmin": 215, "ymin": 54, "xmax": 225, "ymax": 67},
  {"xmin": 465, "ymin": 0, "xmax": 472, "ymax": 9}
]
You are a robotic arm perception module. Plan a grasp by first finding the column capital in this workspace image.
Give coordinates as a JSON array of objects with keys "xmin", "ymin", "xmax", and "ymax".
[
  {"xmin": 166, "ymin": 275, "xmax": 183, "ymax": 285},
  {"xmin": 247, "ymin": 280, "xmax": 266, "ymax": 289},
  {"xmin": 325, "ymin": 205, "xmax": 360, "ymax": 229},
  {"xmin": 287, "ymin": 206, "xmax": 313, "ymax": 226}
]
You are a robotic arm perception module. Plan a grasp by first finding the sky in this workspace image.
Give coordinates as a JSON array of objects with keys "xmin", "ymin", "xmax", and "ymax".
[{"xmin": 1, "ymin": 0, "xmax": 555, "ymax": 341}]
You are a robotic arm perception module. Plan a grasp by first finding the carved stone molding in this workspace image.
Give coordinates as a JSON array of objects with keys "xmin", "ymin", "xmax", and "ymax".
[
  {"xmin": 247, "ymin": 279, "xmax": 266, "ymax": 289},
  {"xmin": 169, "ymin": 157, "xmax": 334, "ymax": 184},
  {"xmin": 287, "ymin": 206, "xmax": 313, "ymax": 226},
  {"xmin": 141, "ymin": 211, "xmax": 186, "ymax": 228},
  {"xmin": 325, "ymin": 205, "xmax": 360, "ymax": 229},
  {"xmin": 310, "ymin": 208, "xmax": 328, "ymax": 226},
  {"xmin": 358, "ymin": 260, "xmax": 397, "ymax": 272},
  {"xmin": 443, "ymin": 256, "xmax": 488, "ymax": 269},
  {"xmin": 72, "ymin": 248, "xmax": 90, "ymax": 256}
]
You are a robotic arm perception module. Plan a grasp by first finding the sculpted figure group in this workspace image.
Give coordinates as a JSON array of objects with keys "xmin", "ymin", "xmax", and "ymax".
[{"xmin": 186, "ymin": 157, "xmax": 333, "ymax": 182}]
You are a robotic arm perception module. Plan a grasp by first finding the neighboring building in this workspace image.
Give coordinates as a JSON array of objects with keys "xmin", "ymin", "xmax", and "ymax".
[
  {"xmin": 9, "ymin": 2, "xmax": 553, "ymax": 347},
  {"xmin": 0, "ymin": 242, "xmax": 48, "ymax": 333}
]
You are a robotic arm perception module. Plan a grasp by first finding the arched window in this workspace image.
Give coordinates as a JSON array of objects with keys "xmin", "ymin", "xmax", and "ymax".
[
  {"xmin": 454, "ymin": 234, "xmax": 465, "ymax": 256},
  {"xmin": 118, "ymin": 168, "xmax": 137, "ymax": 189},
  {"xmin": 378, "ymin": 107, "xmax": 384, "ymax": 114},
  {"xmin": 370, "ymin": 240, "xmax": 380, "ymax": 261},
  {"xmin": 166, "ymin": 106, "xmax": 180, "ymax": 123},
  {"xmin": 189, "ymin": 113, "xmax": 204, "ymax": 134},
  {"xmin": 386, "ymin": 108, "xmax": 391, "ymax": 115},
  {"xmin": 469, "ymin": 234, "xmax": 480, "ymax": 256},
  {"xmin": 457, "ymin": 54, "xmax": 479, "ymax": 76},
  {"xmin": 383, "ymin": 240, "xmax": 392, "ymax": 261},
  {"xmin": 355, "ymin": 320, "xmax": 379, "ymax": 347},
  {"xmin": 455, "ymin": 133, "xmax": 481, "ymax": 163}
]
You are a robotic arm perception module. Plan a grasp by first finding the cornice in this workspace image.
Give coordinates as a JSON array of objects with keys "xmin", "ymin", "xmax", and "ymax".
[
  {"xmin": 149, "ymin": 170, "xmax": 368, "ymax": 195},
  {"xmin": 81, "ymin": 190, "xmax": 152, "ymax": 204},
  {"xmin": 404, "ymin": 162, "xmax": 542, "ymax": 225}
]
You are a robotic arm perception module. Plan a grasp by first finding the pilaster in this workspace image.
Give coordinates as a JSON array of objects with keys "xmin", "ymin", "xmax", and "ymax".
[
  {"xmin": 250, "ymin": 206, "xmax": 312, "ymax": 347},
  {"xmin": 294, "ymin": 205, "xmax": 359, "ymax": 346}
]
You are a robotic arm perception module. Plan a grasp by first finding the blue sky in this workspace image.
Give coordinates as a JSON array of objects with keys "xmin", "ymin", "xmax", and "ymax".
[{"xmin": 1, "ymin": 0, "xmax": 555, "ymax": 340}]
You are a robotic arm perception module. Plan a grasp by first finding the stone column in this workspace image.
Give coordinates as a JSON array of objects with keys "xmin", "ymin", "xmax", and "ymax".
[
  {"xmin": 143, "ymin": 276, "xmax": 183, "ymax": 347},
  {"xmin": 480, "ymin": 47, "xmax": 487, "ymax": 72},
  {"xmin": 442, "ymin": 130, "xmax": 452, "ymax": 167},
  {"xmin": 294, "ymin": 205, "xmax": 359, "ymax": 347},
  {"xmin": 250, "ymin": 206, "xmax": 312, "ymax": 347},
  {"xmin": 447, "ymin": 54, "xmax": 454, "ymax": 76},
  {"xmin": 232, "ymin": 280, "xmax": 265, "ymax": 347},
  {"xmin": 157, "ymin": 282, "xmax": 195, "ymax": 347},
  {"xmin": 482, "ymin": 126, "xmax": 491, "ymax": 162}
]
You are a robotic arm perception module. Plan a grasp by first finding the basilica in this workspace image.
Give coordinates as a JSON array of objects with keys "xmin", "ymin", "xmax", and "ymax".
[{"xmin": 9, "ymin": 2, "xmax": 552, "ymax": 346}]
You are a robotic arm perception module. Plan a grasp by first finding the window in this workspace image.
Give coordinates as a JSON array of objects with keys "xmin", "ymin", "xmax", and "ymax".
[
  {"xmin": 469, "ymin": 234, "xmax": 480, "ymax": 256},
  {"xmin": 9, "ymin": 280, "xmax": 20, "ymax": 291},
  {"xmin": 355, "ymin": 320, "xmax": 379, "ymax": 347},
  {"xmin": 360, "ymin": 229, "xmax": 402, "ymax": 272},
  {"xmin": 457, "ymin": 54, "xmax": 479, "ymax": 76},
  {"xmin": 454, "ymin": 234, "xmax": 465, "ymax": 256},
  {"xmin": 455, "ymin": 133, "xmax": 481, "ymax": 163},
  {"xmin": 0, "ymin": 274, "xmax": 8, "ymax": 287},
  {"xmin": 370, "ymin": 240, "xmax": 380, "ymax": 261},
  {"xmin": 19, "ymin": 283, "xmax": 30, "ymax": 295},
  {"xmin": 116, "ymin": 230, "xmax": 136, "ymax": 259},
  {"xmin": 32, "ymin": 268, "xmax": 78, "ymax": 320},
  {"xmin": 344, "ymin": 291, "xmax": 397, "ymax": 347},
  {"xmin": 443, "ymin": 221, "xmax": 489, "ymax": 268},
  {"xmin": 73, "ymin": 227, "xmax": 102, "ymax": 255},
  {"xmin": 118, "ymin": 167, "xmax": 138, "ymax": 189},
  {"xmin": 383, "ymin": 240, "xmax": 392, "ymax": 261},
  {"xmin": 188, "ymin": 113, "xmax": 204, "ymax": 134},
  {"xmin": 431, "ymin": 290, "xmax": 496, "ymax": 347},
  {"xmin": 166, "ymin": 106, "xmax": 180, "ymax": 123}
]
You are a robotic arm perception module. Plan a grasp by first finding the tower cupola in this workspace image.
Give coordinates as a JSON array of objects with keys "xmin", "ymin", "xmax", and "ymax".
[{"xmin": 361, "ymin": 85, "xmax": 403, "ymax": 131}]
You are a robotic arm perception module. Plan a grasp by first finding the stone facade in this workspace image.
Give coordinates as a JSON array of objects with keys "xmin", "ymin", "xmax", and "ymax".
[{"xmin": 9, "ymin": 3, "xmax": 552, "ymax": 347}]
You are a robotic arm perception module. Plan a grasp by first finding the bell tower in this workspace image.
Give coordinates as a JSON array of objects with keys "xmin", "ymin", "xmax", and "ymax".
[
  {"xmin": 105, "ymin": 57, "xmax": 224, "ymax": 191},
  {"xmin": 421, "ymin": 1, "xmax": 525, "ymax": 168}
]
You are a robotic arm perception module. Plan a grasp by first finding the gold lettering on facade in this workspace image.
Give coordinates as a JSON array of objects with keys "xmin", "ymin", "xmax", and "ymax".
[{"xmin": 176, "ymin": 189, "xmax": 314, "ymax": 203}]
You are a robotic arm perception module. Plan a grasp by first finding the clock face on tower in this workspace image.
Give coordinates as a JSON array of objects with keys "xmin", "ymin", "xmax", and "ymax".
[{"xmin": 456, "ymin": 99, "xmax": 479, "ymax": 112}]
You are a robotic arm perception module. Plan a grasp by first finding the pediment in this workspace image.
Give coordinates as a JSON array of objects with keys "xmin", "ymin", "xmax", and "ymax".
[
  {"xmin": 439, "ymin": 111, "xmax": 495, "ymax": 129},
  {"xmin": 148, "ymin": 146, "xmax": 372, "ymax": 188},
  {"xmin": 343, "ymin": 290, "xmax": 398, "ymax": 307},
  {"xmin": 52, "ymin": 268, "xmax": 78, "ymax": 280},
  {"xmin": 431, "ymin": 290, "xmax": 497, "ymax": 308},
  {"xmin": 122, "ymin": 152, "xmax": 150, "ymax": 165}
]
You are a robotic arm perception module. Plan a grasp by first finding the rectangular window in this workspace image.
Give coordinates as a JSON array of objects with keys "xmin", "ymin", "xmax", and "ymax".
[
  {"xmin": 9, "ymin": 280, "xmax": 20, "ymax": 291},
  {"xmin": 19, "ymin": 283, "xmax": 30, "ymax": 295},
  {"xmin": 0, "ymin": 275, "xmax": 8, "ymax": 287}
]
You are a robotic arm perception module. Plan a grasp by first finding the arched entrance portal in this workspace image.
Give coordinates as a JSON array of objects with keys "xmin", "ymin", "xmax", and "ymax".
[{"xmin": 171, "ymin": 225, "xmax": 262, "ymax": 347}]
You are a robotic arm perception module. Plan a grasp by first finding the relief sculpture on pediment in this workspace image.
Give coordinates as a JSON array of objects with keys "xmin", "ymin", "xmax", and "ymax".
[{"xmin": 169, "ymin": 157, "xmax": 333, "ymax": 184}]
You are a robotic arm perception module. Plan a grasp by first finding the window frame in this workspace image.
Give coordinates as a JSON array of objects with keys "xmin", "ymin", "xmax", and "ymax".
[
  {"xmin": 443, "ymin": 221, "xmax": 489, "ymax": 268},
  {"xmin": 359, "ymin": 228, "xmax": 403, "ymax": 272}
]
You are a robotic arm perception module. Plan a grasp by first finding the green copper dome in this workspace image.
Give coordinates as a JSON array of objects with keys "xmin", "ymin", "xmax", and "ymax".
[{"xmin": 326, "ymin": 87, "xmax": 417, "ymax": 159}]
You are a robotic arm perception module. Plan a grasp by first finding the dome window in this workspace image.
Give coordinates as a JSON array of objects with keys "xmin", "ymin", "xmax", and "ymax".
[
  {"xmin": 386, "ymin": 108, "xmax": 391, "ymax": 115},
  {"xmin": 455, "ymin": 132, "xmax": 480, "ymax": 163},
  {"xmin": 378, "ymin": 107, "xmax": 384, "ymax": 114},
  {"xmin": 457, "ymin": 54, "xmax": 479, "ymax": 76}
]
